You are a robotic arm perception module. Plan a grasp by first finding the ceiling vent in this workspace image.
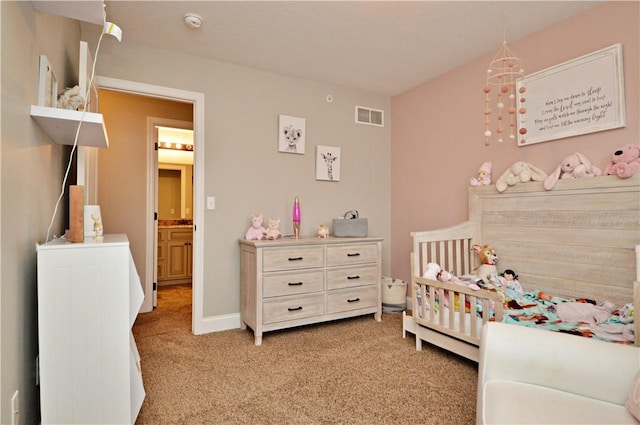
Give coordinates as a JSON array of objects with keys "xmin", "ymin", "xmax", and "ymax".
[{"xmin": 355, "ymin": 106, "xmax": 384, "ymax": 127}]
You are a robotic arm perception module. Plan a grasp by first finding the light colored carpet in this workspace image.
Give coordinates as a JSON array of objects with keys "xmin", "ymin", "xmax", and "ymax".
[{"xmin": 133, "ymin": 284, "xmax": 477, "ymax": 424}]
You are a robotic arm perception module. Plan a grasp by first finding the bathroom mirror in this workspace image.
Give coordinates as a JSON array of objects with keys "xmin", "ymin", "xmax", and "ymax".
[{"xmin": 158, "ymin": 163, "xmax": 193, "ymax": 219}]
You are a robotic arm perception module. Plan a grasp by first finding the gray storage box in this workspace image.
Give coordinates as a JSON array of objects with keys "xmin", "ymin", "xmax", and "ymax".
[{"xmin": 332, "ymin": 218, "xmax": 368, "ymax": 237}]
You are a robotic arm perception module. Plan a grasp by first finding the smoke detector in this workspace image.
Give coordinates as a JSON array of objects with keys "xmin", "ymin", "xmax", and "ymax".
[{"xmin": 184, "ymin": 13, "xmax": 203, "ymax": 29}]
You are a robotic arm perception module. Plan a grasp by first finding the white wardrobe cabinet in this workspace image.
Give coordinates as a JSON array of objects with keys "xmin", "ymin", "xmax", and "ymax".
[{"xmin": 37, "ymin": 234, "xmax": 145, "ymax": 424}]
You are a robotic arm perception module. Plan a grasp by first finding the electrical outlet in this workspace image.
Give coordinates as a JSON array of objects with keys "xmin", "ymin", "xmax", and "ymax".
[
  {"xmin": 11, "ymin": 390, "xmax": 19, "ymax": 425},
  {"xmin": 207, "ymin": 196, "xmax": 215, "ymax": 210}
]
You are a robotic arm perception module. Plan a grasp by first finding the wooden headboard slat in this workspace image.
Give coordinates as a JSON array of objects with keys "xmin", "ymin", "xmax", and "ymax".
[{"xmin": 468, "ymin": 174, "xmax": 639, "ymax": 308}]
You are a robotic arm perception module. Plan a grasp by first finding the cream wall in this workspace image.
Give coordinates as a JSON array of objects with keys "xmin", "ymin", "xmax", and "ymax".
[
  {"xmin": 1, "ymin": 3, "xmax": 82, "ymax": 424},
  {"xmin": 96, "ymin": 90, "xmax": 193, "ymax": 294},
  {"xmin": 83, "ymin": 33, "xmax": 392, "ymax": 319},
  {"xmin": 390, "ymin": 2, "xmax": 639, "ymax": 284}
]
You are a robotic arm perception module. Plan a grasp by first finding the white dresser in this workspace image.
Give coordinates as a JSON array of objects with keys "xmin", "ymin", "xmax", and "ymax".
[
  {"xmin": 37, "ymin": 234, "xmax": 145, "ymax": 424},
  {"xmin": 239, "ymin": 237, "xmax": 383, "ymax": 345}
]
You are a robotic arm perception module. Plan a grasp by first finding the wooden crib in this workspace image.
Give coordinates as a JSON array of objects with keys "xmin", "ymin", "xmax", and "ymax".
[{"xmin": 402, "ymin": 174, "xmax": 640, "ymax": 362}]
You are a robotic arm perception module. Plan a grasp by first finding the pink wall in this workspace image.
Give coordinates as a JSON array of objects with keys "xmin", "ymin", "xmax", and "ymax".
[{"xmin": 390, "ymin": 2, "xmax": 639, "ymax": 284}]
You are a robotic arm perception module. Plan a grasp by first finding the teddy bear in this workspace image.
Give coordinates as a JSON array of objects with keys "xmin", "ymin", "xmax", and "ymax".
[
  {"xmin": 264, "ymin": 218, "xmax": 282, "ymax": 240},
  {"xmin": 495, "ymin": 161, "xmax": 547, "ymax": 193},
  {"xmin": 544, "ymin": 152, "xmax": 602, "ymax": 190},
  {"xmin": 470, "ymin": 162, "xmax": 492, "ymax": 187},
  {"xmin": 245, "ymin": 213, "xmax": 266, "ymax": 240},
  {"xmin": 604, "ymin": 144, "xmax": 640, "ymax": 179}
]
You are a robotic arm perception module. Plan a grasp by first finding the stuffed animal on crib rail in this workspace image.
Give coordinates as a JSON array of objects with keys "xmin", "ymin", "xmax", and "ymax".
[
  {"xmin": 245, "ymin": 213, "xmax": 267, "ymax": 240},
  {"xmin": 495, "ymin": 161, "xmax": 547, "ymax": 193},
  {"xmin": 470, "ymin": 162, "xmax": 492, "ymax": 187},
  {"xmin": 423, "ymin": 263, "xmax": 441, "ymax": 280},
  {"xmin": 471, "ymin": 244, "xmax": 498, "ymax": 285},
  {"xmin": 544, "ymin": 152, "xmax": 602, "ymax": 190},
  {"xmin": 603, "ymin": 144, "xmax": 640, "ymax": 179},
  {"xmin": 264, "ymin": 218, "xmax": 282, "ymax": 240}
]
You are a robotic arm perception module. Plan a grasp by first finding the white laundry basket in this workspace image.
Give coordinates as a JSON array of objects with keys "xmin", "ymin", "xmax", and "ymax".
[{"xmin": 381, "ymin": 276, "xmax": 407, "ymax": 313}]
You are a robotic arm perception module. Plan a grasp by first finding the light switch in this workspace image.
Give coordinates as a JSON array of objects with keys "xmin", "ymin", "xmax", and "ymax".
[{"xmin": 207, "ymin": 197, "xmax": 215, "ymax": 210}]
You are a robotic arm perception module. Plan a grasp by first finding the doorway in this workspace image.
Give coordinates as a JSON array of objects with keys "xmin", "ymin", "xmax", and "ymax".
[
  {"xmin": 153, "ymin": 122, "xmax": 194, "ymax": 308},
  {"xmin": 96, "ymin": 76, "xmax": 206, "ymax": 335}
]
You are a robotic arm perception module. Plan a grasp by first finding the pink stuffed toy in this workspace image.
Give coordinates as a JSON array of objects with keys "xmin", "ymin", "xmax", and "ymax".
[
  {"xmin": 245, "ymin": 213, "xmax": 266, "ymax": 240},
  {"xmin": 543, "ymin": 152, "xmax": 601, "ymax": 190},
  {"xmin": 604, "ymin": 144, "xmax": 640, "ymax": 178},
  {"xmin": 470, "ymin": 162, "xmax": 492, "ymax": 187}
]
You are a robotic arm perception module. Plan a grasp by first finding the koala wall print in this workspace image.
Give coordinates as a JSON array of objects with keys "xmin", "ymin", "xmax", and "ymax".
[{"xmin": 278, "ymin": 115, "xmax": 306, "ymax": 154}]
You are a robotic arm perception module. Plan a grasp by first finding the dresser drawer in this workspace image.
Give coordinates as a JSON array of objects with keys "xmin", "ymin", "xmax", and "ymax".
[
  {"xmin": 263, "ymin": 294, "xmax": 325, "ymax": 324},
  {"xmin": 326, "ymin": 243, "xmax": 378, "ymax": 266},
  {"xmin": 326, "ymin": 286, "xmax": 378, "ymax": 315},
  {"xmin": 263, "ymin": 246, "xmax": 324, "ymax": 272},
  {"xmin": 263, "ymin": 270, "xmax": 325, "ymax": 298},
  {"xmin": 326, "ymin": 265, "xmax": 378, "ymax": 290}
]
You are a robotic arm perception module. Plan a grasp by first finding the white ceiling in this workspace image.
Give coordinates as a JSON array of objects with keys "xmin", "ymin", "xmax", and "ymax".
[{"xmin": 102, "ymin": 1, "xmax": 600, "ymax": 96}]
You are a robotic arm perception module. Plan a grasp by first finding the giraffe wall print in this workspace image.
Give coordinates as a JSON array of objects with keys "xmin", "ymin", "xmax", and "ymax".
[
  {"xmin": 316, "ymin": 145, "xmax": 341, "ymax": 181},
  {"xmin": 322, "ymin": 152, "xmax": 337, "ymax": 180}
]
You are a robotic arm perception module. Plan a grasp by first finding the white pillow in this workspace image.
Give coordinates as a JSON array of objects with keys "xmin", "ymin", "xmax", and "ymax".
[{"xmin": 626, "ymin": 371, "xmax": 640, "ymax": 421}]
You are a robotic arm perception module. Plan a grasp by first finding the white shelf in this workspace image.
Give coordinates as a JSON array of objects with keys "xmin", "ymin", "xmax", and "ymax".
[
  {"xmin": 31, "ymin": 105, "xmax": 109, "ymax": 148},
  {"xmin": 31, "ymin": 0, "xmax": 105, "ymax": 25}
]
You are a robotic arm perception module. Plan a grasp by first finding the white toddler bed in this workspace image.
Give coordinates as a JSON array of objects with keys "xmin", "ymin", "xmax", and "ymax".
[{"xmin": 402, "ymin": 174, "xmax": 640, "ymax": 362}]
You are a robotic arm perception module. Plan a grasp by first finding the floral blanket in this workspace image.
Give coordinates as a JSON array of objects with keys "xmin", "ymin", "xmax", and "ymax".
[{"xmin": 501, "ymin": 290, "xmax": 634, "ymax": 345}]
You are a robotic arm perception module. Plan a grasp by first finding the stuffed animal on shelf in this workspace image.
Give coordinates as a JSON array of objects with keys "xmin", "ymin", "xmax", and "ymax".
[
  {"xmin": 544, "ymin": 152, "xmax": 602, "ymax": 190},
  {"xmin": 264, "ymin": 218, "xmax": 282, "ymax": 240},
  {"xmin": 57, "ymin": 85, "xmax": 85, "ymax": 111},
  {"xmin": 603, "ymin": 144, "xmax": 640, "ymax": 179},
  {"xmin": 470, "ymin": 162, "xmax": 492, "ymax": 187},
  {"xmin": 471, "ymin": 243, "xmax": 498, "ymax": 284},
  {"xmin": 245, "ymin": 213, "xmax": 266, "ymax": 240},
  {"xmin": 495, "ymin": 161, "xmax": 547, "ymax": 193},
  {"xmin": 316, "ymin": 224, "xmax": 329, "ymax": 238}
]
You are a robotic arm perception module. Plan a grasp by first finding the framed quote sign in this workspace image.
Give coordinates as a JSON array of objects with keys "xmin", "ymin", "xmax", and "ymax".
[{"xmin": 517, "ymin": 44, "xmax": 626, "ymax": 146}]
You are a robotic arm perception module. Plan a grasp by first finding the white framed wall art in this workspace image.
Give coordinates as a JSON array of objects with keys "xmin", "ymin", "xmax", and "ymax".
[
  {"xmin": 316, "ymin": 145, "xmax": 341, "ymax": 182},
  {"xmin": 278, "ymin": 115, "xmax": 306, "ymax": 154},
  {"xmin": 516, "ymin": 43, "xmax": 625, "ymax": 146}
]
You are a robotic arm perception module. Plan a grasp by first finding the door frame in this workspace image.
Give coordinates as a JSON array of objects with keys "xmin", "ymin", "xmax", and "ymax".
[{"xmin": 96, "ymin": 76, "xmax": 206, "ymax": 335}]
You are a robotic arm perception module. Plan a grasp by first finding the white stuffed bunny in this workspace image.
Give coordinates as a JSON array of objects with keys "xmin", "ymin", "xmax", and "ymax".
[
  {"xmin": 423, "ymin": 263, "xmax": 441, "ymax": 280},
  {"xmin": 543, "ymin": 152, "xmax": 602, "ymax": 190},
  {"xmin": 495, "ymin": 161, "xmax": 547, "ymax": 193}
]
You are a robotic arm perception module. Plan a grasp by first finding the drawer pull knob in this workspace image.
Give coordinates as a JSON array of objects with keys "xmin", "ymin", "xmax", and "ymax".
[
  {"xmin": 288, "ymin": 282, "xmax": 303, "ymax": 286},
  {"xmin": 347, "ymin": 275, "xmax": 360, "ymax": 280},
  {"xmin": 347, "ymin": 253, "xmax": 360, "ymax": 257},
  {"xmin": 288, "ymin": 256, "xmax": 304, "ymax": 261},
  {"xmin": 347, "ymin": 298, "xmax": 361, "ymax": 303},
  {"xmin": 288, "ymin": 306, "xmax": 303, "ymax": 311}
]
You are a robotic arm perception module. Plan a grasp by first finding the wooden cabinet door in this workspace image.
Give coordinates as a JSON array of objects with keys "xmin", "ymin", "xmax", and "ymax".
[{"xmin": 166, "ymin": 240, "xmax": 190, "ymax": 279}]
